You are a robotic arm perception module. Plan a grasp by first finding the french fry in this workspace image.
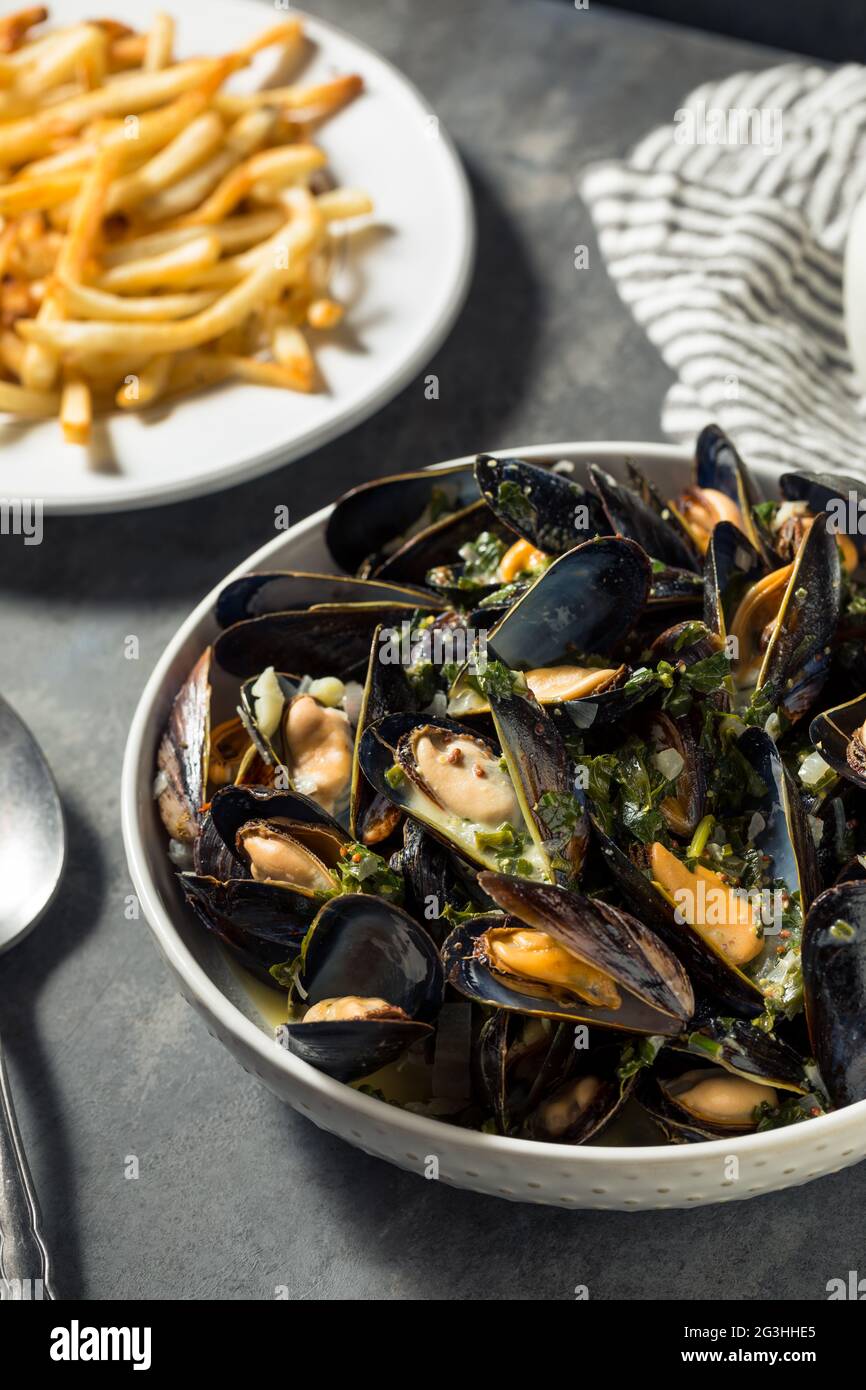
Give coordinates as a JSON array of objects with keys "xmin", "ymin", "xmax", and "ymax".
[
  {"xmin": 177, "ymin": 144, "xmax": 325, "ymax": 226},
  {"xmin": 0, "ymin": 376, "xmax": 60, "ymax": 416},
  {"xmin": 115, "ymin": 352, "xmax": 171, "ymax": 408},
  {"xmin": 60, "ymin": 370, "xmax": 91, "ymax": 443},
  {"xmin": 0, "ymin": 7, "xmax": 48, "ymax": 54},
  {"xmin": 307, "ymin": 297, "xmax": 343, "ymax": 329},
  {"xmin": 99, "ymin": 210, "xmax": 283, "ymax": 265},
  {"xmin": 17, "ymin": 23, "xmax": 107, "ymax": 98},
  {"xmin": 19, "ymin": 206, "xmax": 321, "ymax": 358},
  {"xmin": 270, "ymin": 323, "xmax": 315, "ymax": 390},
  {"xmin": 144, "ymin": 12, "xmax": 174, "ymax": 72},
  {"xmin": 137, "ymin": 106, "xmax": 277, "ymax": 222},
  {"xmin": 57, "ymin": 277, "xmax": 218, "ymax": 321},
  {"xmin": 96, "ymin": 232, "xmax": 221, "ymax": 292},
  {"xmin": 316, "ymin": 188, "xmax": 374, "ymax": 221},
  {"xmin": 217, "ymin": 75, "xmax": 363, "ymax": 120},
  {"xmin": 0, "ymin": 10, "xmax": 369, "ymax": 439},
  {"xmin": 106, "ymin": 110, "xmax": 224, "ymax": 213}
]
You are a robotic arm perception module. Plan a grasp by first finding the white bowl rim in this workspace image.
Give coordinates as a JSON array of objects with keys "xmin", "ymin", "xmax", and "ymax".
[{"xmin": 121, "ymin": 439, "xmax": 864, "ymax": 1173}]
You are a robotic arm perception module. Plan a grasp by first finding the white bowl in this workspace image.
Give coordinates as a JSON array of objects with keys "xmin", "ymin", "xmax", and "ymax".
[{"xmin": 121, "ymin": 441, "xmax": 866, "ymax": 1209}]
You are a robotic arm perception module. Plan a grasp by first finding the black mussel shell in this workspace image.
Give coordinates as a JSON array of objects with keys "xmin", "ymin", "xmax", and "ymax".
[
  {"xmin": 375, "ymin": 498, "xmax": 509, "ymax": 588},
  {"xmin": 156, "ymin": 648, "xmax": 211, "ymax": 844},
  {"xmin": 484, "ymin": 536, "xmax": 652, "ymax": 669},
  {"xmin": 590, "ymin": 464, "xmax": 700, "ymax": 572},
  {"xmin": 673, "ymin": 1017, "xmax": 810, "ymax": 1093},
  {"xmin": 650, "ymin": 565, "xmax": 705, "ymax": 608},
  {"xmin": 180, "ymin": 873, "xmax": 316, "ymax": 987},
  {"xmin": 738, "ymin": 726, "xmax": 820, "ymax": 913},
  {"xmin": 277, "ymin": 895, "xmax": 444, "ymax": 1081},
  {"xmin": 645, "ymin": 710, "xmax": 705, "ymax": 838},
  {"xmin": 216, "ymin": 571, "xmax": 440, "ymax": 628},
  {"xmin": 757, "ymin": 512, "xmax": 840, "ymax": 717},
  {"xmin": 210, "ymin": 784, "xmax": 346, "ymax": 859},
  {"xmin": 443, "ymin": 875, "xmax": 695, "ymax": 1033},
  {"xmin": 214, "ymin": 604, "xmax": 423, "ymax": 680},
  {"xmin": 325, "ymin": 463, "xmax": 479, "ymax": 575},
  {"xmin": 703, "ymin": 522, "xmax": 765, "ymax": 639},
  {"xmin": 810, "ymin": 692, "xmax": 866, "ymax": 791},
  {"xmin": 484, "ymin": 678, "xmax": 589, "ymax": 881},
  {"xmin": 350, "ymin": 625, "xmax": 417, "ymax": 842},
  {"xmin": 393, "ymin": 819, "xmax": 491, "ymax": 943},
  {"xmin": 474, "ymin": 454, "xmax": 607, "ymax": 554},
  {"xmin": 194, "ymin": 813, "xmax": 248, "ymax": 880},
  {"xmin": 781, "ymin": 470, "xmax": 866, "ymax": 558},
  {"xmin": 802, "ymin": 881, "xmax": 866, "ymax": 1107},
  {"xmin": 694, "ymin": 423, "xmax": 765, "ymax": 554},
  {"xmin": 522, "ymin": 1040, "xmax": 637, "ymax": 1144}
]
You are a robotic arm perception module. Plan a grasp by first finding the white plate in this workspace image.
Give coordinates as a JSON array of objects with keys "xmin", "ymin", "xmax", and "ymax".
[
  {"xmin": 121, "ymin": 442, "xmax": 866, "ymax": 1209},
  {"xmin": 3, "ymin": 1, "xmax": 474, "ymax": 513}
]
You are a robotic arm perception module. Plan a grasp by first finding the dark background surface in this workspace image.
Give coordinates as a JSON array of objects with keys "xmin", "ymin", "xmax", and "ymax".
[
  {"xmin": 0, "ymin": 0, "xmax": 859, "ymax": 1300},
  {"xmin": 600, "ymin": 0, "xmax": 865, "ymax": 62}
]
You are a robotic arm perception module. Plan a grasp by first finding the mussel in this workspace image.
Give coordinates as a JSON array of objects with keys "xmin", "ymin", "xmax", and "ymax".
[
  {"xmin": 442, "ymin": 872, "xmax": 694, "ymax": 1034},
  {"xmin": 277, "ymin": 895, "xmax": 444, "ymax": 1081},
  {"xmin": 802, "ymin": 881, "xmax": 866, "ymax": 1107}
]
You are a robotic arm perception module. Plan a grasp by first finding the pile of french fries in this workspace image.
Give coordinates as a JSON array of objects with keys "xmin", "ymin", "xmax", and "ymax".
[{"xmin": 0, "ymin": 7, "xmax": 372, "ymax": 444}]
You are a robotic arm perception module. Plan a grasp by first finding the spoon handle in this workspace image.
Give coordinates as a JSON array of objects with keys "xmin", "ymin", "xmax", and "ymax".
[{"xmin": 0, "ymin": 1038, "xmax": 55, "ymax": 1300}]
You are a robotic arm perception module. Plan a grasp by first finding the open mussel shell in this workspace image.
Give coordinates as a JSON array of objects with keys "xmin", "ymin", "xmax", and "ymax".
[
  {"xmin": 393, "ymin": 819, "xmax": 491, "ymax": 942},
  {"xmin": 359, "ymin": 712, "xmax": 549, "ymax": 878},
  {"xmin": 277, "ymin": 895, "xmax": 444, "ymax": 1082},
  {"xmin": 590, "ymin": 817, "xmax": 763, "ymax": 1017},
  {"xmin": 589, "ymin": 463, "xmax": 700, "ymax": 572},
  {"xmin": 210, "ymin": 784, "xmax": 346, "ymax": 858},
  {"xmin": 179, "ymin": 873, "xmax": 316, "ymax": 987},
  {"xmin": 673, "ymin": 1017, "xmax": 810, "ymax": 1094},
  {"xmin": 636, "ymin": 1054, "xmax": 780, "ymax": 1141},
  {"xmin": 703, "ymin": 521, "xmax": 765, "ymax": 639},
  {"xmin": 325, "ymin": 463, "xmax": 480, "ymax": 575},
  {"xmin": 216, "ymin": 571, "xmax": 440, "ymax": 628},
  {"xmin": 156, "ymin": 648, "xmax": 211, "ymax": 845},
  {"xmin": 781, "ymin": 470, "xmax": 866, "ymax": 559},
  {"xmin": 214, "ymin": 603, "xmax": 424, "ymax": 680},
  {"xmin": 349, "ymin": 625, "xmax": 417, "ymax": 843},
  {"xmin": 646, "ymin": 710, "xmax": 705, "ymax": 837},
  {"xmin": 738, "ymin": 726, "xmax": 820, "ymax": 913},
  {"xmin": 692, "ymin": 423, "xmax": 765, "ymax": 554},
  {"xmin": 522, "ymin": 1040, "xmax": 638, "ymax": 1144},
  {"xmin": 193, "ymin": 813, "xmax": 248, "ymax": 880},
  {"xmin": 474, "ymin": 454, "xmax": 607, "ymax": 554},
  {"xmin": 476, "ymin": 678, "xmax": 589, "ymax": 881},
  {"xmin": 485, "ymin": 536, "xmax": 652, "ymax": 668},
  {"xmin": 752, "ymin": 512, "xmax": 840, "ymax": 716},
  {"xmin": 442, "ymin": 873, "xmax": 695, "ymax": 1033},
  {"xmin": 810, "ymin": 692, "xmax": 866, "ymax": 791},
  {"xmin": 476, "ymin": 1011, "xmax": 562, "ymax": 1133},
  {"xmin": 802, "ymin": 881, "xmax": 866, "ymax": 1107}
]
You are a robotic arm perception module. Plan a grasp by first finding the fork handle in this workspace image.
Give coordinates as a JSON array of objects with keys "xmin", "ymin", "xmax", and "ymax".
[{"xmin": 0, "ymin": 1037, "xmax": 55, "ymax": 1300}]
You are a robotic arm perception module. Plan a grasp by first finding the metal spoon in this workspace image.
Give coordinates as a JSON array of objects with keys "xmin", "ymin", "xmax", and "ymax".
[{"xmin": 0, "ymin": 695, "xmax": 65, "ymax": 1301}]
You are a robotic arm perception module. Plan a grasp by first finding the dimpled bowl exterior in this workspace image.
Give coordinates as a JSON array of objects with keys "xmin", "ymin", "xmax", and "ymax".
[{"xmin": 121, "ymin": 443, "xmax": 866, "ymax": 1209}]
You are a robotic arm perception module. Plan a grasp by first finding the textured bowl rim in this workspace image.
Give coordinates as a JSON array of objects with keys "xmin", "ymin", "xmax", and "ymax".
[{"xmin": 121, "ymin": 440, "xmax": 866, "ymax": 1175}]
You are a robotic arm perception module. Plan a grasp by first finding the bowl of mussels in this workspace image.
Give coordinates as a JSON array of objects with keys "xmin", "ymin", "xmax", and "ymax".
[{"xmin": 122, "ymin": 430, "xmax": 866, "ymax": 1208}]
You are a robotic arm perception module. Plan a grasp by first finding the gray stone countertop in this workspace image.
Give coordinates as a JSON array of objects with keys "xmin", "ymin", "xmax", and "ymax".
[{"xmin": 0, "ymin": 0, "xmax": 855, "ymax": 1300}]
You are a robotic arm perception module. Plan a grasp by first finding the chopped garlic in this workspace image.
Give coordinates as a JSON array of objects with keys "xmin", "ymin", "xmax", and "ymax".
[
  {"xmin": 307, "ymin": 676, "xmax": 345, "ymax": 708},
  {"xmin": 653, "ymin": 747, "xmax": 684, "ymax": 781},
  {"xmin": 251, "ymin": 666, "xmax": 284, "ymax": 738}
]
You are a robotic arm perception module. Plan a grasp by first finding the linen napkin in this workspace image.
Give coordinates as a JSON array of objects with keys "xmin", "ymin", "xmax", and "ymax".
[{"xmin": 581, "ymin": 62, "xmax": 866, "ymax": 476}]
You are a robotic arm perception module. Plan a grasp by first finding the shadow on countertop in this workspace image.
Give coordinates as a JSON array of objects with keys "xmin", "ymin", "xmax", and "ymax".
[{"xmin": 0, "ymin": 154, "xmax": 542, "ymax": 611}]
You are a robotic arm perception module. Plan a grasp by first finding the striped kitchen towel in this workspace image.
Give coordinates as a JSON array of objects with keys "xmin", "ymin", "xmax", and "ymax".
[{"xmin": 581, "ymin": 62, "xmax": 866, "ymax": 477}]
